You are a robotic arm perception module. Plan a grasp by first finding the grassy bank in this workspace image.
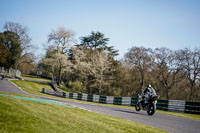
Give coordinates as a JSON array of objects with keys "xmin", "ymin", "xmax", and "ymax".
[
  {"xmin": 0, "ymin": 91, "xmax": 167, "ymax": 133},
  {"xmin": 11, "ymin": 80, "xmax": 200, "ymax": 121},
  {"xmin": 11, "ymin": 80, "xmax": 52, "ymax": 96},
  {"xmin": 20, "ymin": 74, "xmax": 51, "ymax": 82}
]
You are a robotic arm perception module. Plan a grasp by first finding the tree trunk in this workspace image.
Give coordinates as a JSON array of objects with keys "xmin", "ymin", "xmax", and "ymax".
[
  {"xmin": 58, "ymin": 64, "xmax": 62, "ymax": 87},
  {"xmin": 99, "ymin": 71, "xmax": 103, "ymax": 95},
  {"xmin": 189, "ymin": 86, "xmax": 194, "ymax": 101},
  {"xmin": 140, "ymin": 70, "xmax": 145, "ymax": 89},
  {"xmin": 166, "ymin": 87, "xmax": 169, "ymax": 100}
]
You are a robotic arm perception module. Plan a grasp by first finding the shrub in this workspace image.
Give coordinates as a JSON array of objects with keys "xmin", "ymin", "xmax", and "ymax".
[{"xmin": 68, "ymin": 81, "xmax": 84, "ymax": 93}]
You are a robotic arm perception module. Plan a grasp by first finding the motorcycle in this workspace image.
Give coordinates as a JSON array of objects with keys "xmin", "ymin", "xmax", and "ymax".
[{"xmin": 135, "ymin": 90, "xmax": 159, "ymax": 116}]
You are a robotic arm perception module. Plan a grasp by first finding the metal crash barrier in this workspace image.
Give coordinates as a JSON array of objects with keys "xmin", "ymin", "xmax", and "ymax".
[{"xmin": 41, "ymin": 88, "xmax": 200, "ymax": 114}]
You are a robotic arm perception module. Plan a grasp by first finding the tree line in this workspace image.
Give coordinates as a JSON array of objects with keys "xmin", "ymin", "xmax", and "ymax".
[
  {"xmin": 0, "ymin": 22, "xmax": 199, "ymax": 101},
  {"xmin": 0, "ymin": 22, "xmax": 35, "ymax": 73}
]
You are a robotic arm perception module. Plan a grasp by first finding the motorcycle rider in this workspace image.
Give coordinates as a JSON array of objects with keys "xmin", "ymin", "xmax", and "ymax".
[
  {"xmin": 136, "ymin": 84, "xmax": 158, "ymax": 115},
  {"xmin": 142, "ymin": 84, "xmax": 156, "ymax": 104}
]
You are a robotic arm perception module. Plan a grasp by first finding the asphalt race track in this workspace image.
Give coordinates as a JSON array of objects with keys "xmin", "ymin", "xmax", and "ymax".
[{"xmin": 0, "ymin": 78, "xmax": 200, "ymax": 133}]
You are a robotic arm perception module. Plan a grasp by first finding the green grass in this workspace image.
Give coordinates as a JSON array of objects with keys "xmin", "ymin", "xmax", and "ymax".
[
  {"xmin": 10, "ymin": 80, "xmax": 135, "ymax": 108},
  {"xmin": 20, "ymin": 74, "xmax": 51, "ymax": 82},
  {"xmin": 10, "ymin": 80, "xmax": 200, "ymax": 121},
  {"xmin": 11, "ymin": 80, "xmax": 52, "ymax": 96},
  {"xmin": 0, "ymin": 91, "xmax": 167, "ymax": 133}
]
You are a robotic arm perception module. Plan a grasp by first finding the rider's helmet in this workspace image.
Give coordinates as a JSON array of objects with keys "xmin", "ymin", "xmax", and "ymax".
[{"xmin": 147, "ymin": 84, "xmax": 151, "ymax": 88}]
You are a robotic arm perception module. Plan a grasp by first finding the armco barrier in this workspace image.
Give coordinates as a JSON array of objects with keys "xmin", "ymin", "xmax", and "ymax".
[
  {"xmin": 77, "ymin": 93, "xmax": 82, "ymax": 100},
  {"xmin": 122, "ymin": 97, "xmax": 131, "ymax": 106},
  {"xmin": 93, "ymin": 95, "xmax": 100, "ymax": 102},
  {"xmin": 185, "ymin": 101, "xmax": 200, "ymax": 114},
  {"xmin": 41, "ymin": 88, "xmax": 200, "ymax": 114},
  {"xmin": 107, "ymin": 96, "xmax": 114, "ymax": 104},
  {"xmin": 87, "ymin": 94, "xmax": 93, "ymax": 102},
  {"xmin": 168, "ymin": 100, "xmax": 185, "ymax": 113},
  {"xmin": 69, "ymin": 93, "xmax": 73, "ymax": 99},
  {"xmin": 62, "ymin": 92, "xmax": 66, "ymax": 98},
  {"xmin": 114, "ymin": 97, "xmax": 122, "ymax": 105},
  {"xmin": 73, "ymin": 93, "xmax": 78, "ymax": 99},
  {"xmin": 42, "ymin": 88, "xmax": 45, "ymax": 93},
  {"xmin": 99, "ymin": 96, "xmax": 106, "ymax": 104},
  {"xmin": 157, "ymin": 100, "xmax": 169, "ymax": 111},
  {"xmin": 131, "ymin": 97, "xmax": 138, "ymax": 106},
  {"xmin": 82, "ymin": 94, "xmax": 88, "ymax": 101}
]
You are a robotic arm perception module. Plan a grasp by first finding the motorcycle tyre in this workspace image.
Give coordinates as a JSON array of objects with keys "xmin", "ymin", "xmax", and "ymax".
[
  {"xmin": 135, "ymin": 102, "xmax": 141, "ymax": 111},
  {"xmin": 147, "ymin": 103, "xmax": 155, "ymax": 116}
]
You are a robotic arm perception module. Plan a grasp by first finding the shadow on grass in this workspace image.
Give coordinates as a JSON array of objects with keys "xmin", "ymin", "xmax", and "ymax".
[
  {"xmin": 21, "ymin": 74, "xmax": 51, "ymax": 80},
  {"xmin": 25, "ymin": 80, "xmax": 51, "ymax": 85},
  {"xmin": 22, "ymin": 74, "xmax": 38, "ymax": 78}
]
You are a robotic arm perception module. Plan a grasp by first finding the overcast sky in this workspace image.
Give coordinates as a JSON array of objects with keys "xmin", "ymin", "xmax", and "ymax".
[{"xmin": 1, "ymin": 0, "xmax": 200, "ymax": 59}]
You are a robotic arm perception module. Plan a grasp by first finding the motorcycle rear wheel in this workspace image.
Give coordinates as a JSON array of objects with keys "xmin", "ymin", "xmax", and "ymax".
[{"xmin": 135, "ymin": 102, "xmax": 141, "ymax": 111}]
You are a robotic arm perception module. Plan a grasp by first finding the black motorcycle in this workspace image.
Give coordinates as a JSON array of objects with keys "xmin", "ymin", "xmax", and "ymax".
[{"xmin": 135, "ymin": 91, "xmax": 159, "ymax": 115}]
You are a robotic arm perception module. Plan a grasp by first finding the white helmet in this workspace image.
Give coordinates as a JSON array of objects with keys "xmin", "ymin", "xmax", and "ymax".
[{"xmin": 147, "ymin": 84, "xmax": 151, "ymax": 88}]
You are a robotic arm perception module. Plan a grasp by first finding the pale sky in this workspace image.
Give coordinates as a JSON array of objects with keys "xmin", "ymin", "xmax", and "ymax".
[{"xmin": 1, "ymin": 0, "xmax": 200, "ymax": 59}]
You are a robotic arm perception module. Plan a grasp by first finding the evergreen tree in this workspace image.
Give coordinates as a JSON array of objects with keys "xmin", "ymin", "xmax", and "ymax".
[{"xmin": 0, "ymin": 31, "xmax": 22, "ymax": 68}]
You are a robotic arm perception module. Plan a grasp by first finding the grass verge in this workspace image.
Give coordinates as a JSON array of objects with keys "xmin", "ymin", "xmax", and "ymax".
[
  {"xmin": 11, "ymin": 80, "xmax": 52, "ymax": 96},
  {"xmin": 20, "ymin": 74, "xmax": 51, "ymax": 82},
  {"xmin": 0, "ymin": 91, "xmax": 167, "ymax": 133},
  {"xmin": 11, "ymin": 80, "xmax": 200, "ymax": 121}
]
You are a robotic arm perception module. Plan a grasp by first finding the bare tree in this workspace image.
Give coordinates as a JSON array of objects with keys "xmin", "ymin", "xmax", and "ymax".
[
  {"xmin": 119, "ymin": 59, "xmax": 141, "ymax": 96},
  {"xmin": 47, "ymin": 27, "xmax": 75, "ymax": 86},
  {"xmin": 125, "ymin": 47, "xmax": 153, "ymax": 90},
  {"xmin": 154, "ymin": 48, "xmax": 183, "ymax": 99},
  {"xmin": 4, "ymin": 22, "xmax": 33, "ymax": 55},
  {"xmin": 48, "ymin": 27, "xmax": 75, "ymax": 53},
  {"xmin": 18, "ymin": 53, "xmax": 36, "ymax": 74},
  {"xmin": 178, "ymin": 48, "xmax": 200, "ymax": 101}
]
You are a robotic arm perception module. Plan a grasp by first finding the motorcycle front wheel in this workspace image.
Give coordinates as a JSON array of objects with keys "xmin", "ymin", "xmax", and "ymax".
[
  {"xmin": 135, "ymin": 102, "xmax": 141, "ymax": 111},
  {"xmin": 147, "ymin": 103, "xmax": 155, "ymax": 115}
]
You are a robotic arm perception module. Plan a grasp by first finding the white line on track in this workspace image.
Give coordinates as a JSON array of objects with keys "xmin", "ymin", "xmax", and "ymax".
[{"xmin": 8, "ymin": 79, "xmax": 29, "ymax": 94}]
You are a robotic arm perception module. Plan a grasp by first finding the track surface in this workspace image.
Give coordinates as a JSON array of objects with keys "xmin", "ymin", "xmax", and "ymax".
[{"xmin": 0, "ymin": 78, "xmax": 200, "ymax": 133}]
